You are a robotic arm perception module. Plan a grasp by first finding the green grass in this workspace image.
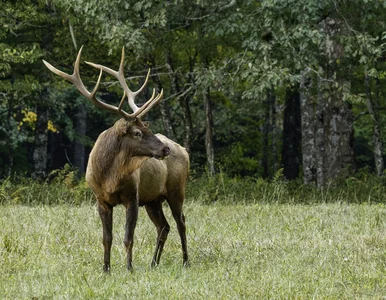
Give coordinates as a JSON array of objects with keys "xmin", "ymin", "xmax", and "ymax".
[{"xmin": 1, "ymin": 200, "xmax": 386, "ymax": 299}]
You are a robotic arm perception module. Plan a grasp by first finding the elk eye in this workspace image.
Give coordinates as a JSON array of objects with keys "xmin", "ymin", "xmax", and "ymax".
[{"xmin": 132, "ymin": 129, "xmax": 142, "ymax": 139}]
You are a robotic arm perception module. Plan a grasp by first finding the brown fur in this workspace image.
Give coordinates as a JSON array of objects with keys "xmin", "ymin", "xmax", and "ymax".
[{"xmin": 86, "ymin": 118, "xmax": 189, "ymax": 271}]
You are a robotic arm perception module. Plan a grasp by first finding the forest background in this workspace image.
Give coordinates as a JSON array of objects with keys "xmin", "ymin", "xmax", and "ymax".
[
  {"xmin": 2, "ymin": 0, "xmax": 386, "ymax": 196},
  {"xmin": 3, "ymin": 2, "xmax": 386, "ymax": 298}
]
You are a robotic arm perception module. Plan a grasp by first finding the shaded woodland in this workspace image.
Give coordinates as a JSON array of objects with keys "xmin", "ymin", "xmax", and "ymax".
[{"xmin": 1, "ymin": 0, "xmax": 386, "ymax": 187}]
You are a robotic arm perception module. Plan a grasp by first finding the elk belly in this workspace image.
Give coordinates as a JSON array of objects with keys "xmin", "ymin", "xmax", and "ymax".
[{"xmin": 138, "ymin": 158, "xmax": 168, "ymax": 205}]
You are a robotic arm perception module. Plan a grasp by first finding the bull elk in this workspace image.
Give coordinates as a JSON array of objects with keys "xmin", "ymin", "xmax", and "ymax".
[{"xmin": 43, "ymin": 47, "xmax": 189, "ymax": 272}]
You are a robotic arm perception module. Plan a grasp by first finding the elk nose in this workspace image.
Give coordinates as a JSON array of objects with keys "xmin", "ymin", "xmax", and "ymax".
[{"xmin": 163, "ymin": 146, "xmax": 171, "ymax": 157}]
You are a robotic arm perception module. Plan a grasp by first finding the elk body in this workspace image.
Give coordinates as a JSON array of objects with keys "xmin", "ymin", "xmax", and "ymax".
[{"xmin": 43, "ymin": 47, "xmax": 189, "ymax": 271}]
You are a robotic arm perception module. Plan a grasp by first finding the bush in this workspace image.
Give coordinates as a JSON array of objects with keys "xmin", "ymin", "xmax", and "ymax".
[
  {"xmin": 1, "ymin": 168, "xmax": 386, "ymax": 206},
  {"xmin": 187, "ymin": 170, "xmax": 386, "ymax": 205},
  {"xmin": 187, "ymin": 169, "xmax": 290, "ymax": 204},
  {"xmin": 0, "ymin": 168, "xmax": 94, "ymax": 205}
]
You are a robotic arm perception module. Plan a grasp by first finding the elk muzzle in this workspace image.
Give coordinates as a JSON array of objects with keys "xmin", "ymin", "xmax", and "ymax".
[{"xmin": 153, "ymin": 145, "xmax": 170, "ymax": 160}]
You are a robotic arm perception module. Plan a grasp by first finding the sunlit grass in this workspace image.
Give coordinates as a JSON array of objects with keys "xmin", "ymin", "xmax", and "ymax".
[{"xmin": 1, "ymin": 200, "xmax": 385, "ymax": 299}]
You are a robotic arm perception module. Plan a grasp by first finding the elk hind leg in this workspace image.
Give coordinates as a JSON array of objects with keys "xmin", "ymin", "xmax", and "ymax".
[
  {"xmin": 145, "ymin": 199, "xmax": 170, "ymax": 267},
  {"xmin": 167, "ymin": 194, "xmax": 189, "ymax": 266}
]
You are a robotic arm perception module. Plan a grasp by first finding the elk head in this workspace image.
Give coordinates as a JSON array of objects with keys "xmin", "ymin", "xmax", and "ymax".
[
  {"xmin": 113, "ymin": 118, "xmax": 170, "ymax": 159},
  {"xmin": 42, "ymin": 46, "xmax": 170, "ymax": 160}
]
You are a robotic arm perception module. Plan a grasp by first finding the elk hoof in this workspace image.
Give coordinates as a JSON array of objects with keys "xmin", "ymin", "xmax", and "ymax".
[
  {"xmin": 183, "ymin": 260, "xmax": 190, "ymax": 267},
  {"xmin": 103, "ymin": 265, "xmax": 111, "ymax": 273},
  {"xmin": 127, "ymin": 263, "xmax": 134, "ymax": 272},
  {"xmin": 151, "ymin": 260, "xmax": 158, "ymax": 268}
]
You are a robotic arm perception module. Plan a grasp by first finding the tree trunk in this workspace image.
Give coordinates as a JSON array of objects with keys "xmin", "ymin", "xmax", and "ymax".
[
  {"xmin": 299, "ymin": 70, "xmax": 316, "ymax": 184},
  {"xmin": 155, "ymin": 54, "xmax": 176, "ymax": 141},
  {"xmin": 282, "ymin": 85, "xmax": 302, "ymax": 180},
  {"xmin": 159, "ymin": 100, "xmax": 176, "ymax": 141},
  {"xmin": 365, "ymin": 74, "xmax": 384, "ymax": 176},
  {"xmin": 176, "ymin": 53, "xmax": 196, "ymax": 153},
  {"xmin": 262, "ymin": 96, "xmax": 270, "ymax": 179},
  {"xmin": 203, "ymin": 87, "xmax": 215, "ymax": 176},
  {"xmin": 154, "ymin": 77, "xmax": 176, "ymax": 141},
  {"xmin": 270, "ymin": 90, "xmax": 278, "ymax": 173},
  {"xmin": 73, "ymin": 103, "xmax": 87, "ymax": 174},
  {"xmin": 32, "ymin": 100, "xmax": 49, "ymax": 180},
  {"xmin": 316, "ymin": 73, "xmax": 326, "ymax": 188},
  {"xmin": 178, "ymin": 91, "xmax": 194, "ymax": 153},
  {"xmin": 7, "ymin": 147, "xmax": 13, "ymax": 177},
  {"xmin": 5, "ymin": 95, "xmax": 14, "ymax": 177},
  {"xmin": 323, "ymin": 85, "xmax": 354, "ymax": 182},
  {"xmin": 322, "ymin": 18, "xmax": 354, "ymax": 183}
]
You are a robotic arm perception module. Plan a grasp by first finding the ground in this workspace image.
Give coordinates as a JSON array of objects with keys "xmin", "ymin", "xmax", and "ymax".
[{"xmin": 0, "ymin": 201, "xmax": 385, "ymax": 299}]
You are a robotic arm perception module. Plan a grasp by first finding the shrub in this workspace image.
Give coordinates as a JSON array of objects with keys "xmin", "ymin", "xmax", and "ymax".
[
  {"xmin": 1, "ymin": 168, "xmax": 386, "ymax": 206},
  {"xmin": 0, "ymin": 168, "xmax": 94, "ymax": 205}
]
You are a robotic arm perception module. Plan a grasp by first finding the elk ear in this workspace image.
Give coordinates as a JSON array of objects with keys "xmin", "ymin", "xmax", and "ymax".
[
  {"xmin": 122, "ymin": 120, "xmax": 135, "ymax": 135},
  {"xmin": 142, "ymin": 121, "xmax": 150, "ymax": 128},
  {"xmin": 132, "ymin": 117, "xmax": 144, "ymax": 126}
]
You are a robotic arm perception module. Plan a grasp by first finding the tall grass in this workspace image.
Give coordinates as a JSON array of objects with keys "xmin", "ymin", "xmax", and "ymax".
[
  {"xmin": 0, "ymin": 171, "xmax": 386, "ymax": 298},
  {"xmin": 0, "ymin": 175, "xmax": 93, "ymax": 206},
  {"xmin": 1, "ymin": 202, "xmax": 385, "ymax": 299},
  {"xmin": 187, "ymin": 169, "xmax": 386, "ymax": 205},
  {"xmin": 2, "ymin": 169, "xmax": 386, "ymax": 206}
]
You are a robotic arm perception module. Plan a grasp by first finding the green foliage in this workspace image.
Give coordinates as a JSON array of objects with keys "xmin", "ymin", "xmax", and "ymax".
[
  {"xmin": 0, "ymin": 173, "xmax": 93, "ymax": 206},
  {"xmin": 53, "ymin": 0, "xmax": 168, "ymax": 56},
  {"xmin": 0, "ymin": 1, "xmax": 58, "ymax": 175},
  {"xmin": 2, "ymin": 167, "xmax": 386, "ymax": 206},
  {"xmin": 222, "ymin": 142, "xmax": 260, "ymax": 175},
  {"xmin": 188, "ymin": 169, "xmax": 386, "ymax": 205},
  {"xmin": 2, "ymin": 0, "xmax": 386, "ymax": 181}
]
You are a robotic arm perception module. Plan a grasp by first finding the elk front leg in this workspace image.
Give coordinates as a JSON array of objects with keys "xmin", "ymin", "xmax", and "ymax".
[
  {"xmin": 98, "ymin": 202, "xmax": 113, "ymax": 273},
  {"xmin": 124, "ymin": 200, "xmax": 139, "ymax": 271}
]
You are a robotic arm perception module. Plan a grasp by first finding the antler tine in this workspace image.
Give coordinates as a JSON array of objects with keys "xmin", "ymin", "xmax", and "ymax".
[
  {"xmin": 43, "ymin": 46, "xmax": 134, "ymax": 120},
  {"xmin": 135, "ymin": 89, "xmax": 156, "ymax": 114},
  {"xmin": 133, "ymin": 68, "xmax": 151, "ymax": 96},
  {"xmin": 86, "ymin": 53, "xmax": 139, "ymax": 113},
  {"xmin": 136, "ymin": 89, "xmax": 164, "ymax": 119},
  {"xmin": 43, "ymin": 46, "xmax": 91, "ymax": 99},
  {"xmin": 43, "ymin": 46, "xmax": 84, "ymax": 83},
  {"xmin": 54, "ymin": 46, "xmax": 163, "ymax": 120},
  {"xmin": 86, "ymin": 48, "xmax": 157, "ymax": 117},
  {"xmin": 117, "ymin": 47, "xmax": 139, "ymax": 113},
  {"xmin": 117, "ymin": 91, "xmax": 127, "ymax": 111},
  {"xmin": 125, "ymin": 68, "xmax": 151, "ymax": 113}
]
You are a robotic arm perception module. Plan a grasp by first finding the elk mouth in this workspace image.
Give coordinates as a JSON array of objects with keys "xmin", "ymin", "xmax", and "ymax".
[
  {"xmin": 153, "ymin": 153, "xmax": 170, "ymax": 160},
  {"xmin": 153, "ymin": 146, "xmax": 170, "ymax": 160},
  {"xmin": 153, "ymin": 154, "xmax": 165, "ymax": 160}
]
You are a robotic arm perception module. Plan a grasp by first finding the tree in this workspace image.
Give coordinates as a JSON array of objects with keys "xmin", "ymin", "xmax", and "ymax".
[
  {"xmin": 299, "ymin": 69, "xmax": 317, "ymax": 184},
  {"xmin": 282, "ymin": 85, "xmax": 301, "ymax": 180},
  {"xmin": 2, "ymin": 0, "xmax": 386, "ymax": 185},
  {"xmin": 0, "ymin": 0, "xmax": 59, "ymax": 177},
  {"xmin": 54, "ymin": 0, "xmax": 243, "ymax": 176},
  {"xmin": 235, "ymin": 0, "xmax": 386, "ymax": 185},
  {"xmin": 365, "ymin": 75, "xmax": 384, "ymax": 176},
  {"xmin": 0, "ymin": 0, "xmax": 105, "ymax": 177}
]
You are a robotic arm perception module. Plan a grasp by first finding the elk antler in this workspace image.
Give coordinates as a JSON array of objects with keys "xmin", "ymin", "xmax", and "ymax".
[
  {"xmin": 85, "ymin": 47, "xmax": 163, "ymax": 119},
  {"xmin": 42, "ymin": 46, "xmax": 163, "ymax": 120}
]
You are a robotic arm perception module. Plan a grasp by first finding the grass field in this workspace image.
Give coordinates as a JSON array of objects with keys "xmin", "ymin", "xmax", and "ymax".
[{"xmin": 1, "ymin": 200, "xmax": 386, "ymax": 299}]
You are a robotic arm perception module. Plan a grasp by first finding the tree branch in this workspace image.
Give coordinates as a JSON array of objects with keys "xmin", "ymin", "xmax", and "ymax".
[{"xmin": 185, "ymin": 0, "xmax": 238, "ymax": 21}]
